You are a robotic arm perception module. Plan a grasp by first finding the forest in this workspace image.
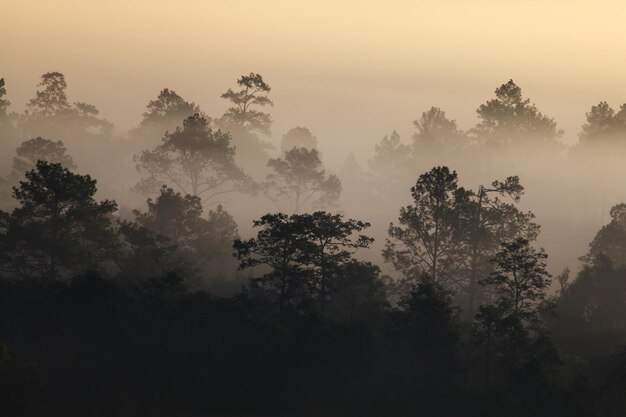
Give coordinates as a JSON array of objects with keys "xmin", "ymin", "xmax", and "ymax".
[{"xmin": 1, "ymin": 72, "xmax": 626, "ymax": 416}]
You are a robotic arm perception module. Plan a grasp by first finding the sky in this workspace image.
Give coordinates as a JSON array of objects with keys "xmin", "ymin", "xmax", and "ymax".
[{"xmin": 3, "ymin": 0, "xmax": 626, "ymax": 163}]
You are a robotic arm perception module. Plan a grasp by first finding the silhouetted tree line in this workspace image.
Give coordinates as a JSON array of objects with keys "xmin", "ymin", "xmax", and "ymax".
[
  {"xmin": 2, "ymin": 73, "xmax": 626, "ymax": 416},
  {"xmin": 0, "ymin": 158, "xmax": 625, "ymax": 416}
]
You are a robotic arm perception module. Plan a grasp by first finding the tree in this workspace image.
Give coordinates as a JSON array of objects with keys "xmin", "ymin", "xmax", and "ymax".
[
  {"xmin": 280, "ymin": 126, "xmax": 318, "ymax": 151},
  {"xmin": 412, "ymin": 107, "xmax": 466, "ymax": 155},
  {"xmin": 130, "ymin": 88, "xmax": 201, "ymax": 142},
  {"xmin": 22, "ymin": 72, "xmax": 113, "ymax": 139},
  {"xmin": 134, "ymin": 113, "xmax": 251, "ymax": 200},
  {"xmin": 0, "ymin": 78, "xmax": 10, "ymax": 121},
  {"xmin": 135, "ymin": 186, "xmax": 207, "ymax": 248},
  {"xmin": 205, "ymin": 204, "xmax": 239, "ymax": 258},
  {"xmin": 367, "ymin": 130, "xmax": 413, "ymax": 196},
  {"xmin": 471, "ymin": 79, "xmax": 563, "ymax": 147},
  {"xmin": 0, "ymin": 161, "xmax": 117, "ymax": 279},
  {"xmin": 11, "ymin": 137, "xmax": 76, "ymax": 177},
  {"xmin": 385, "ymin": 166, "xmax": 539, "ymax": 309},
  {"xmin": 134, "ymin": 186, "xmax": 238, "ymax": 270},
  {"xmin": 384, "ymin": 166, "xmax": 471, "ymax": 288},
  {"xmin": 134, "ymin": 187, "xmax": 238, "ymax": 277},
  {"xmin": 71, "ymin": 101, "xmax": 113, "ymax": 136},
  {"xmin": 27, "ymin": 72, "xmax": 71, "ymax": 117},
  {"xmin": 266, "ymin": 147, "xmax": 341, "ymax": 213},
  {"xmin": 0, "ymin": 78, "xmax": 17, "ymax": 150},
  {"xmin": 117, "ymin": 219, "xmax": 180, "ymax": 282},
  {"xmin": 475, "ymin": 238, "xmax": 555, "ymax": 396},
  {"xmin": 0, "ymin": 78, "xmax": 19, "ymax": 181},
  {"xmin": 553, "ymin": 209, "xmax": 626, "ymax": 360},
  {"xmin": 234, "ymin": 211, "xmax": 373, "ymax": 314},
  {"xmin": 581, "ymin": 203, "xmax": 626, "ymax": 267},
  {"xmin": 464, "ymin": 176, "xmax": 540, "ymax": 314},
  {"xmin": 298, "ymin": 211, "xmax": 374, "ymax": 312},
  {"xmin": 578, "ymin": 101, "xmax": 626, "ymax": 147},
  {"xmin": 554, "ymin": 256, "xmax": 626, "ymax": 360},
  {"xmin": 221, "ymin": 73, "xmax": 273, "ymax": 135},
  {"xmin": 233, "ymin": 213, "xmax": 311, "ymax": 313},
  {"xmin": 480, "ymin": 237, "xmax": 552, "ymax": 323}
]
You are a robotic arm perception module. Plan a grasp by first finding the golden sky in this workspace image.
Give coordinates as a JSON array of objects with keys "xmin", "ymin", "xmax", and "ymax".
[{"xmin": 3, "ymin": 0, "xmax": 626, "ymax": 160}]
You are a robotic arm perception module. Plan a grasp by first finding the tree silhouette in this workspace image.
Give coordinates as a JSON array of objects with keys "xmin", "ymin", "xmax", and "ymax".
[
  {"xmin": 22, "ymin": 72, "xmax": 113, "ymax": 138},
  {"xmin": 385, "ymin": 166, "xmax": 540, "ymax": 308},
  {"xmin": 131, "ymin": 88, "xmax": 201, "ymax": 142},
  {"xmin": 554, "ymin": 255, "xmax": 626, "ymax": 362},
  {"xmin": 299, "ymin": 212, "xmax": 374, "ymax": 312},
  {"xmin": 472, "ymin": 79, "xmax": 562, "ymax": 147},
  {"xmin": 0, "ymin": 78, "xmax": 10, "ymax": 120},
  {"xmin": 27, "ymin": 72, "xmax": 71, "ymax": 117},
  {"xmin": 221, "ymin": 73, "xmax": 273, "ymax": 135},
  {"xmin": 0, "ymin": 78, "xmax": 16, "ymax": 148},
  {"xmin": 280, "ymin": 126, "xmax": 318, "ymax": 151},
  {"xmin": 135, "ymin": 187, "xmax": 207, "ymax": 248},
  {"xmin": 233, "ymin": 213, "xmax": 311, "ymax": 313},
  {"xmin": 234, "ymin": 211, "xmax": 373, "ymax": 314},
  {"xmin": 0, "ymin": 161, "xmax": 117, "ymax": 279},
  {"xmin": 117, "ymin": 219, "xmax": 179, "ymax": 282},
  {"xmin": 11, "ymin": 137, "xmax": 76, "ymax": 177},
  {"xmin": 384, "ymin": 166, "xmax": 471, "ymax": 287},
  {"xmin": 480, "ymin": 237, "xmax": 552, "ymax": 322},
  {"xmin": 135, "ymin": 186, "xmax": 238, "ymax": 264},
  {"xmin": 464, "ymin": 176, "xmax": 540, "ymax": 314},
  {"xmin": 266, "ymin": 147, "xmax": 341, "ymax": 213},
  {"xmin": 578, "ymin": 101, "xmax": 626, "ymax": 147},
  {"xmin": 412, "ymin": 107, "xmax": 467, "ymax": 155},
  {"xmin": 581, "ymin": 203, "xmax": 626, "ymax": 267},
  {"xmin": 368, "ymin": 130, "xmax": 413, "ymax": 197},
  {"xmin": 475, "ymin": 238, "xmax": 553, "ymax": 394},
  {"xmin": 134, "ymin": 113, "xmax": 251, "ymax": 200},
  {"xmin": 205, "ymin": 204, "xmax": 239, "ymax": 259}
]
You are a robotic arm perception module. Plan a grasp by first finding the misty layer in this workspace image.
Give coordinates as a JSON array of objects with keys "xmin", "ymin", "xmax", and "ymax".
[{"xmin": 1, "ymin": 73, "xmax": 626, "ymax": 416}]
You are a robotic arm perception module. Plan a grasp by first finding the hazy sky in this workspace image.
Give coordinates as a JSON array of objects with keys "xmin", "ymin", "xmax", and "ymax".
[{"xmin": 3, "ymin": 0, "xmax": 626, "ymax": 163}]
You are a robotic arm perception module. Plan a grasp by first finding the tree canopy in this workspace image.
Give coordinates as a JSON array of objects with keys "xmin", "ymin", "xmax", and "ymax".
[
  {"xmin": 368, "ymin": 130, "xmax": 413, "ymax": 195},
  {"xmin": 234, "ymin": 211, "xmax": 373, "ymax": 314},
  {"xmin": 11, "ymin": 137, "xmax": 76, "ymax": 178},
  {"xmin": 221, "ymin": 73, "xmax": 273, "ymax": 135},
  {"xmin": 385, "ymin": 166, "xmax": 470, "ymax": 287},
  {"xmin": 582, "ymin": 203, "xmax": 626, "ymax": 267},
  {"xmin": 22, "ymin": 72, "xmax": 113, "ymax": 139},
  {"xmin": 0, "ymin": 161, "xmax": 117, "ymax": 279},
  {"xmin": 0, "ymin": 78, "xmax": 10, "ymax": 120},
  {"xmin": 280, "ymin": 126, "xmax": 318, "ymax": 151},
  {"xmin": 385, "ymin": 166, "xmax": 539, "ymax": 310},
  {"xmin": 266, "ymin": 147, "xmax": 341, "ymax": 213},
  {"xmin": 472, "ymin": 79, "xmax": 563, "ymax": 147},
  {"xmin": 412, "ymin": 107, "xmax": 466, "ymax": 154},
  {"xmin": 134, "ymin": 113, "xmax": 251, "ymax": 200},
  {"xmin": 131, "ymin": 88, "xmax": 201, "ymax": 142},
  {"xmin": 578, "ymin": 101, "xmax": 626, "ymax": 147}
]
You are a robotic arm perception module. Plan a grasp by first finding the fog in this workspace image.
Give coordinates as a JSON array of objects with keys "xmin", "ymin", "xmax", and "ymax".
[
  {"xmin": 3, "ymin": 1, "xmax": 626, "ymax": 415},
  {"xmin": 4, "ymin": 0, "xmax": 626, "ymax": 151}
]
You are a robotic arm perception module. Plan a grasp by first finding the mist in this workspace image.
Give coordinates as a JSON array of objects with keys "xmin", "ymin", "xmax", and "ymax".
[{"xmin": 3, "ymin": 1, "xmax": 626, "ymax": 416}]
